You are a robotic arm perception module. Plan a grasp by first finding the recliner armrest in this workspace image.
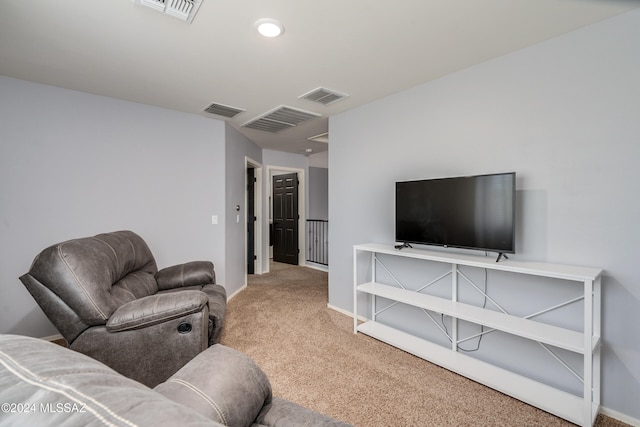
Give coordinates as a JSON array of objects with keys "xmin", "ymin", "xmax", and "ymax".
[
  {"xmin": 106, "ymin": 291, "xmax": 208, "ymax": 332},
  {"xmin": 156, "ymin": 261, "xmax": 215, "ymax": 291},
  {"xmin": 154, "ymin": 344, "xmax": 272, "ymax": 427}
]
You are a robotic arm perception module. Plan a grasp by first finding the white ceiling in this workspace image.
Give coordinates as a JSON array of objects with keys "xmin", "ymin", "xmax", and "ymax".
[{"xmin": 1, "ymin": 0, "xmax": 637, "ymax": 154}]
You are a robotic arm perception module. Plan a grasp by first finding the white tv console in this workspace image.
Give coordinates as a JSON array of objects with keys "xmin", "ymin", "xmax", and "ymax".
[{"xmin": 353, "ymin": 243, "xmax": 602, "ymax": 427}]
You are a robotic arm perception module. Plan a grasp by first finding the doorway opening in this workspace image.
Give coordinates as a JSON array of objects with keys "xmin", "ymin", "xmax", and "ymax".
[
  {"xmin": 268, "ymin": 166, "xmax": 306, "ymax": 270},
  {"xmin": 245, "ymin": 157, "xmax": 262, "ymax": 277}
]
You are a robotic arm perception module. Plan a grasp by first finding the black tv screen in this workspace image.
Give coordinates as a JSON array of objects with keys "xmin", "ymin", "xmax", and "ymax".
[{"xmin": 395, "ymin": 172, "xmax": 516, "ymax": 254}]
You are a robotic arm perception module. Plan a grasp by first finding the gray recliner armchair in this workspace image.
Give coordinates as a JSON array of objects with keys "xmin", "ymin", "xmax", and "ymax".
[{"xmin": 19, "ymin": 230, "xmax": 227, "ymax": 387}]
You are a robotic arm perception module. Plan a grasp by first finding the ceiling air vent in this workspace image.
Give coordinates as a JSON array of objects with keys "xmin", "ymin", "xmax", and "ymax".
[
  {"xmin": 242, "ymin": 106, "xmax": 321, "ymax": 133},
  {"xmin": 203, "ymin": 102, "xmax": 246, "ymax": 118},
  {"xmin": 299, "ymin": 87, "xmax": 349, "ymax": 105},
  {"xmin": 307, "ymin": 132, "xmax": 329, "ymax": 143},
  {"xmin": 135, "ymin": 0, "xmax": 203, "ymax": 23}
]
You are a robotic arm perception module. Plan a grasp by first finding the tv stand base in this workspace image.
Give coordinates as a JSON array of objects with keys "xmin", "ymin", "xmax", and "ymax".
[
  {"xmin": 495, "ymin": 252, "xmax": 509, "ymax": 262},
  {"xmin": 394, "ymin": 242, "xmax": 413, "ymax": 250}
]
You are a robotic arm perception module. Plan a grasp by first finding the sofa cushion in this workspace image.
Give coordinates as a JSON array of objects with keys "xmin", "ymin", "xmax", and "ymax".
[{"xmin": 0, "ymin": 334, "xmax": 219, "ymax": 427}]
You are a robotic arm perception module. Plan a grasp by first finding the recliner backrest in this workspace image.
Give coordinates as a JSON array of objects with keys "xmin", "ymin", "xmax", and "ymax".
[{"xmin": 21, "ymin": 231, "xmax": 158, "ymax": 326}]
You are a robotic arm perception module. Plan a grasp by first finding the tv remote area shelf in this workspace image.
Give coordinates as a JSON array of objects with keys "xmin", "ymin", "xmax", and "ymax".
[{"xmin": 353, "ymin": 243, "xmax": 602, "ymax": 427}]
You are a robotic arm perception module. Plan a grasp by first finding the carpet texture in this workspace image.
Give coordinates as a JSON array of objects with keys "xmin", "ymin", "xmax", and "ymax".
[{"xmin": 220, "ymin": 262, "xmax": 628, "ymax": 427}]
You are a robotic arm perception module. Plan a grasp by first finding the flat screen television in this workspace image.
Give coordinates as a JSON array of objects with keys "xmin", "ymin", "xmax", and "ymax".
[{"xmin": 395, "ymin": 172, "xmax": 516, "ymax": 258}]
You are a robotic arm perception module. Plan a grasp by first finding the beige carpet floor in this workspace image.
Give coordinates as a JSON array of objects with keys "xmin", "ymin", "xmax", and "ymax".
[{"xmin": 220, "ymin": 262, "xmax": 628, "ymax": 427}]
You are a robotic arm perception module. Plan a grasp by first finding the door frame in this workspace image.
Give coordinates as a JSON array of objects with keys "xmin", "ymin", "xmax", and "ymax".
[
  {"xmin": 245, "ymin": 157, "xmax": 263, "ymax": 277},
  {"xmin": 267, "ymin": 165, "xmax": 306, "ymax": 271}
]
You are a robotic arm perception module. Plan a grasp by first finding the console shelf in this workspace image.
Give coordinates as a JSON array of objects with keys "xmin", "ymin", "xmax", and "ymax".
[{"xmin": 353, "ymin": 243, "xmax": 602, "ymax": 427}]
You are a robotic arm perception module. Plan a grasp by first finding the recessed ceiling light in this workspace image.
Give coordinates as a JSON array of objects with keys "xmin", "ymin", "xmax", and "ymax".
[{"xmin": 255, "ymin": 18, "xmax": 284, "ymax": 38}]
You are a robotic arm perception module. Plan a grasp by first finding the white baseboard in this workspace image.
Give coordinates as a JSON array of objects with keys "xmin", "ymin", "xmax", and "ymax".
[
  {"xmin": 227, "ymin": 284, "xmax": 247, "ymax": 301},
  {"xmin": 326, "ymin": 304, "xmax": 368, "ymax": 323},
  {"xmin": 600, "ymin": 406, "xmax": 640, "ymax": 426},
  {"xmin": 304, "ymin": 262, "xmax": 328, "ymax": 272}
]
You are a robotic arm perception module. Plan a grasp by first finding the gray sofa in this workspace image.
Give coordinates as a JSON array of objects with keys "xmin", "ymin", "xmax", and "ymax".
[
  {"xmin": 19, "ymin": 230, "xmax": 227, "ymax": 387},
  {"xmin": 0, "ymin": 334, "xmax": 351, "ymax": 427}
]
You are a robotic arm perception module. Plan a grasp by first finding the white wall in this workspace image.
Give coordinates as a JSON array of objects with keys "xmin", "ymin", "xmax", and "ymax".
[
  {"xmin": 224, "ymin": 124, "xmax": 262, "ymax": 292},
  {"xmin": 0, "ymin": 77, "xmax": 227, "ymax": 337},
  {"xmin": 309, "ymin": 167, "xmax": 328, "ymax": 221},
  {"xmin": 263, "ymin": 150, "xmax": 310, "ymax": 177},
  {"xmin": 329, "ymin": 9, "xmax": 640, "ymax": 421},
  {"xmin": 309, "ymin": 150, "xmax": 328, "ymax": 168}
]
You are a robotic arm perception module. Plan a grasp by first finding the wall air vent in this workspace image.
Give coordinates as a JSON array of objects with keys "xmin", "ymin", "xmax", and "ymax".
[
  {"xmin": 241, "ymin": 106, "xmax": 321, "ymax": 133},
  {"xmin": 299, "ymin": 87, "xmax": 349, "ymax": 105},
  {"xmin": 134, "ymin": 0, "xmax": 203, "ymax": 23},
  {"xmin": 203, "ymin": 102, "xmax": 246, "ymax": 118}
]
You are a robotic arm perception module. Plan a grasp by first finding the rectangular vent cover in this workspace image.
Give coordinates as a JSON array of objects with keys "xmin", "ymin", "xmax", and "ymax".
[
  {"xmin": 242, "ymin": 106, "xmax": 321, "ymax": 133},
  {"xmin": 307, "ymin": 132, "xmax": 329, "ymax": 143},
  {"xmin": 299, "ymin": 87, "xmax": 349, "ymax": 105},
  {"xmin": 203, "ymin": 102, "xmax": 246, "ymax": 118},
  {"xmin": 135, "ymin": 0, "xmax": 202, "ymax": 23}
]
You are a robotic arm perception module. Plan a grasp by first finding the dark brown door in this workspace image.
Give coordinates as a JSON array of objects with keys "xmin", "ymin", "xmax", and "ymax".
[
  {"xmin": 272, "ymin": 173, "xmax": 299, "ymax": 265},
  {"xmin": 247, "ymin": 167, "xmax": 256, "ymax": 274}
]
